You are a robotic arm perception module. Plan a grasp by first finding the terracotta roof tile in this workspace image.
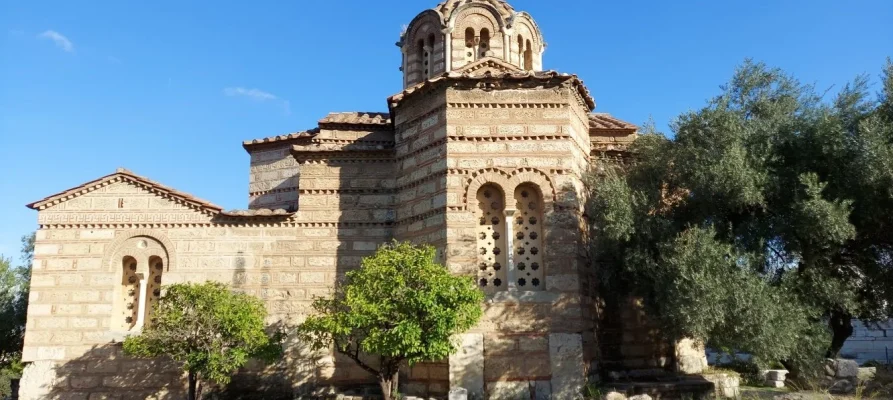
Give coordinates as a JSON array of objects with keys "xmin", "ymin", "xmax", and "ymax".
[
  {"xmin": 242, "ymin": 128, "xmax": 319, "ymax": 148},
  {"xmin": 26, "ymin": 168, "xmax": 224, "ymax": 214},
  {"xmin": 318, "ymin": 112, "xmax": 392, "ymax": 127},
  {"xmin": 388, "ymin": 69, "xmax": 596, "ymax": 110},
  {"xmin": 589, "ymin": 113, "xmax": 637, "ymax": 131}
]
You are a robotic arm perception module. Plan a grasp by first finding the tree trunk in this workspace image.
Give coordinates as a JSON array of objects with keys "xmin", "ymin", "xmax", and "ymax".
[
  {"xmin": 378, "ymin": 370, "xmax": 401, "ymax": 400},
  {"xmin": 379, "ymin": 376, "xmax": 393, "ymax": 400},
  {"xmin": 188, "ymin": 370, "xmax": 197, "ymax": 400},
  {"xmin": 826, "ymin": 311, "xmax": 853, "ymax": 358}
]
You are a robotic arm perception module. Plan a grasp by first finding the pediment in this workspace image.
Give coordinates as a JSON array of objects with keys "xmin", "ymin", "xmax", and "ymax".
[
  {"xmin": 454, "ymin": 57, "xmax": 524, "ymax": 76},
  {"xmin": 28, "ymin": 168, "xmax": 222, "ymax": 216}
]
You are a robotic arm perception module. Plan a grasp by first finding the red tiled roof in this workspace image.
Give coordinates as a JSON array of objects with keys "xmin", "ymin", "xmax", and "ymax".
[
  {"xmin": 242, "ymin": 128, "xmax": 320, "ymax": 148},
  {"xmin": 318, "ymin": 112, "xmax": 392, "ymax": 127},
  {"xmin": 389, "ymin": 69, "xmax": 596, "ymax": 110},
  {"xmin": 589, "ymin": 113, "xmax": 637, "ymax": 132}
]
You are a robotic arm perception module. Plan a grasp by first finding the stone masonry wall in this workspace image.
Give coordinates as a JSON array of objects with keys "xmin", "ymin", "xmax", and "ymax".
[
  {"xmin": 21, "ymin": 177, "xmax": 397, "ymax": 398},
  {"xmin": 248, "ymin": 142, "xmax": 301, "ymax": 211},
  {"xmin": 430, "ymin": 84, "xmax": 593, "ymax": 399}
]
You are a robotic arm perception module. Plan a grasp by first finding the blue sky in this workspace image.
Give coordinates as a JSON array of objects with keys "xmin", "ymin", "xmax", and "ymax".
[{"xmin": 1, "ymin": 0, "xmax": 891, "ymax": 258}]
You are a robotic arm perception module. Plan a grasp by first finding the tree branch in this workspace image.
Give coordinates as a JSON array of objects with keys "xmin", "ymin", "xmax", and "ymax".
[{"xmin": 337, "ymin": 345, "xmax": 379, "ymax": 377}]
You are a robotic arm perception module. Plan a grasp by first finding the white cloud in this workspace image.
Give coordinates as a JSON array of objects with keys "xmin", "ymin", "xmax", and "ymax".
[
  {"xmin": 107, "ymin": 55, "xmax": 122, "ymax": 64},
  {"xmin": 223, "ymin": 87, "xmax": 279, "ymax": 102},
  {"xmin": 224, "ymin": 87, "xmax": 290, "ymax": 115},
  {"xmin": 38, "ymin": 30, "xmax": 74, "ymax": 52}
]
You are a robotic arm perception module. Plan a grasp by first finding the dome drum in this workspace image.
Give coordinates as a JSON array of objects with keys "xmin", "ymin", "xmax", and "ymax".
[{"xmin": 400, "ymin": 0, "xmax": 545, "ymax": 88}]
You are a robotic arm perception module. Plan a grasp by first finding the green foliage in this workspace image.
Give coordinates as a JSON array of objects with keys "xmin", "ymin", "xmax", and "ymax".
[
  {"xmin": 588, "ymin": 59, "xmax": 893, "ymax": 375},
  {"xmin": 0, "ymin": 233, "xmax": 35, "ymax": 367},
  {"xmin": 123, "ymin": 282, "xmax": 282, "ymax": 399},
  {"xmin": 297, "ymin": 241, "xmax": 484, "ymax": 400}
]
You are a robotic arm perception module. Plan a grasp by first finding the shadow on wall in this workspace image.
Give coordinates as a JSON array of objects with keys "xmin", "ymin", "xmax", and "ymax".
[{"xmin": 34, "ymin": 344, "xmax": 184, "ymax": 400}]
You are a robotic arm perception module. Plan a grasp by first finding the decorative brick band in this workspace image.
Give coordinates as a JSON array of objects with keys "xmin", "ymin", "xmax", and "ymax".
[
  {"xmin": 463, "ymin": 167, "xmax": 557, "ymax": 211},
  {"xmin": 446, "ymin": 102, "xmax": 566, "ymax": 109}
]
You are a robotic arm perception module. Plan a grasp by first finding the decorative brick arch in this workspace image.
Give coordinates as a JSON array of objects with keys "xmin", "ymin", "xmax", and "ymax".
[
  {"xmin": 464, "ymin": 168, "xmax": 512, "ymax": 210},
  {"xmin": 448, "ymin": 3, "xmax": 506, "ymax": 32},
  {"xmin": 506, "ymin": 168, "xmax": 555, "ymax": 205},
  {"xmin": 101, "ymin": 229, "xmax": 176, "ymax": 273}
]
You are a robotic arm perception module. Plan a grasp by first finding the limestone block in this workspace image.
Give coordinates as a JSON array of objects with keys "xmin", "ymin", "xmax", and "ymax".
[
  {"xmin": 763, "ymin": 370, "xmax": 788, "ymax": 381},
  {"xmin": 629, "ymin": 395, "xmax": 652, "ymax": 400},
  {"xmin": 486, "ymin": 382, "xmax": 527, "ymax": 399},
  {"xmin": 604, "ymin": 391, "xmax": 627, "ymax": 400},
  {"xmin": 18, "ymin": 361, "xmax": 59, "ymax": 400},
  {"xmin": 767, "ymin": 380, "xmax": 785, "ymax": 388},
  {"xmin": 448, "ymin": 387, "xmax": 468, "ymax": 400},
  {"xmin": 675, "ymin": 338, "xmax": 708, "ymax": 374},
  {"xmin": 549, "ymin": 333, "xmax": 584, "ymax": 399},
  {"xmin": 857, "ymin": 367, "xmax": 876, "ymax": 382},
  {"xmin": 449, "ymin": 333, "xmax": 484, "ymax": 399},
  {"xmin": 834, "ymin": 359, "xmax": 859, "ymax": 378}
]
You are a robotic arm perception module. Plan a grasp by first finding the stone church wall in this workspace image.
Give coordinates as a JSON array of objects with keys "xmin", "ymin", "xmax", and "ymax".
[
  {"xmin": 248, "ymin": 142, "xmax": 300, "ymax": 211},
  {"xmin": 21, "ymin": 179, "xmax": 397, "ymax": 398},
  {"xmin": 432, "ymin": 85, "xmax": 594, "ymax": 398}
]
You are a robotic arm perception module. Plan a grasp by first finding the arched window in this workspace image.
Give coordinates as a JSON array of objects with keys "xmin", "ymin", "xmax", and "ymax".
[
  {"xmin": 517, "ymin": 35, "xmax": 524, "ymax": 67},
  {"xmin": 476, "ymin": 184, "xmax": 507, "ymax": 293},
  {"xmin": 479, "ymin": 28, "xmax": 490, "ymax": 58},
  {"xmin": 116, "ymin": 256, "xmax": 140, "ymax": 331},
  {"xmin": 425, "ymin": 33, "xmax": 435, "ymax": 78},
  {"xmin": 416, "ymin": 39, "xmax": 425, "ymax": 78},
  {"xmin": 524, "ymin": 39, "xmax": 533, "ymax": 70},
  {"xmin": 464, "ymin": 27, "xmax": 476, "ymax": 64},
  {"xmin": 514, "ymin": 184, "xmax": 544, "ymax": 290}
]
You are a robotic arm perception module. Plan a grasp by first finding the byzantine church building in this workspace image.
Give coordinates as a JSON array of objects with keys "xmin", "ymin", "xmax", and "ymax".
[{"xmin": 18, "ymin": 1, "xmax": 705, "ymax": 399}]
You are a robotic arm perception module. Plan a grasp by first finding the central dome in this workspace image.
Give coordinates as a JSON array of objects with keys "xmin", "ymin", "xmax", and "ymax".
[
  {"xmin": 399, "ymin": 0, "xmax": 545, "ymax": 88},
  {"xmin": 434, "ymin": 0, "xmax": 516, "ymax": 23}
]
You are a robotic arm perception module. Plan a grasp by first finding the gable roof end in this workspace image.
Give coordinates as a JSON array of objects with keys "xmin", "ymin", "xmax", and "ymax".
[{"xmin": 26, "ymin": 168, "xmax": 224, "ymax": 214}]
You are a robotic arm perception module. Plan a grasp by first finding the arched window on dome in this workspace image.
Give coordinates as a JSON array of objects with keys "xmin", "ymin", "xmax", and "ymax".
[
  {"xmin": 425, "ymin": 33, "xmax": 435, "ymax": 78},
  {"xmin": 475, "ymin": 184, "xmax": 508, "ymax": 293},
  {"xmin": 524, "ymin": 39, "xmax": 533, "ymax": 70},
  {"xmin": 464, "ymin": 27, "xmax": 476, "ymax": 64},
  {"xmin": 479, "ymin": 28, "xmax": 490, "ymax": 58},
  {"xmin": 416, "ymin": 39, "xmax": 425, "ymax": 80},
  {"xmin": 517, "ymin": 35, "xmax": 524, "ymax": 68}
]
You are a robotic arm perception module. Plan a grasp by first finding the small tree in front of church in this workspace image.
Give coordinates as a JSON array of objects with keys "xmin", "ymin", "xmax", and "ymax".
[
  {"xmin": 297, "ymin": 241, "xmax": 484, "ymax": 400},
  {"xmin": 123, "ymin": 282, "xmax": 282, "ymax": 400}
]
